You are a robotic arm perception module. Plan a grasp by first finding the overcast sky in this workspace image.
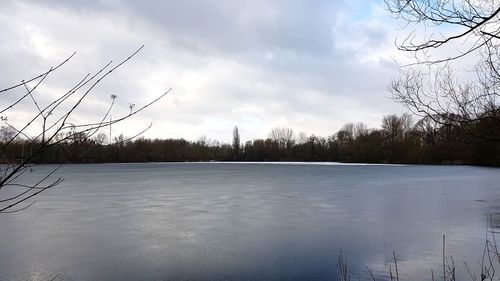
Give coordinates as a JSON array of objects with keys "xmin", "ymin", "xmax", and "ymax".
[{"xmin": 0, "ymin": 0, "xmax": 408, "ymax": 143}]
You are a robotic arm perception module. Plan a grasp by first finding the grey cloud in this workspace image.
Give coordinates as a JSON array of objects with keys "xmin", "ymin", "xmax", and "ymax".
[
  {"xmin": 128, "ymin": 0, "xmax": 342, "ymax": 57},
  {"xmin": 15, "ymin": 0, "xmax": 342, "ymax": 55}
]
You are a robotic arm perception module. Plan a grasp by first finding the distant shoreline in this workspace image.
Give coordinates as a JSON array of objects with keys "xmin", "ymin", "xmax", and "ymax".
[{"xmin": 24, "ymin": 160, "xmax": 499, "ymax": 168}]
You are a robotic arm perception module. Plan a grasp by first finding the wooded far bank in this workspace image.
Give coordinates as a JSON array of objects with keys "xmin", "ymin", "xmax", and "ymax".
[{"xmin": 2, "ymin": 112, "xmax": 499, "ymax": 166}]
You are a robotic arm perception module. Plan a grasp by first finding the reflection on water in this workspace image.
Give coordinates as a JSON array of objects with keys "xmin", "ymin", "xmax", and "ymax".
[{"xmin": 0, "ymin": 163, "xmax": 499, "ymax": 281}]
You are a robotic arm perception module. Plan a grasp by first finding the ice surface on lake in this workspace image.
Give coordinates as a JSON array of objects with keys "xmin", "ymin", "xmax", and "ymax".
[{"xmin": 1, "ymin": 163, "xmax": 499, "ymax": 281}]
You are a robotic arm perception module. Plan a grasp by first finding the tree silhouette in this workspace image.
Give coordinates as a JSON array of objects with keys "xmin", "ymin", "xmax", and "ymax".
[
  {"xmin": 385, "ymin": 0, "xmax": 500, "ymax": 142},
  {"xmin": 232, "ymin": 126, "xmax": 241, "ymax": 160}
]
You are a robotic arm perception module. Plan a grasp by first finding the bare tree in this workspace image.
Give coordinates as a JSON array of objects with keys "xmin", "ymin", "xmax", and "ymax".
[
  {"xmin": 297, "ymin": 132, "xmax": 309, "ymax": 145},
  {"xmin": 334, "ymin": 123, "xmax": 356, "ymax": 156},
  {"xmin": 268, "ymin": 127, "xmax": 295, "ymax": 149},
  {"xmin": 385, "ymin": 0, "xmax": 500, "ymax": 141},
  {"xmin": 0, "ymin": 46, "xmax": 171, "ymax": 213},
  {"xmin": 339, "ymin": 123, "xmax": 355, "ymax": 140},
  {"xmin": 0, "ymin": 126, "xmax": 17, "ymax": 143},
  {"xmin": 353, "ymin": 122, "xmax": 370, "ymax": 139},
  {"xmin": 385, "ymin": 0, "xmax": 500, "ymax": 62},
  {"xmin": 381, "ymin": 113, "xmax": 414, "ymax": 160}
]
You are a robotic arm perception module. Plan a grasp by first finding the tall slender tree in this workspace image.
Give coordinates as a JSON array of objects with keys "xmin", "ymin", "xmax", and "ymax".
[{"xmin": 232, "ymin": 126, "xmax": 240, "ymax": 160}]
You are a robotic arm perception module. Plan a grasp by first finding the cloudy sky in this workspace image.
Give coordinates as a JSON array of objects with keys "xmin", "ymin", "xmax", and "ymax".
[{"xmin": 0, "ymin": 0, "xmax": 408, "ymax": 143}]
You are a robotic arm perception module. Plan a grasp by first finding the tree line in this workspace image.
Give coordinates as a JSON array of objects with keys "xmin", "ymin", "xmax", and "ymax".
[{"xmin": 2, "ymin": 112, "xmax": 498, "ymax": 166}]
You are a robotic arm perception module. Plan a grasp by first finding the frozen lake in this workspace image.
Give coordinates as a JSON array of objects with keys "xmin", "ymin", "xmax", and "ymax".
[{"xmin": 1, "ymin": 162, "xmax": 499, "ymax": 280}]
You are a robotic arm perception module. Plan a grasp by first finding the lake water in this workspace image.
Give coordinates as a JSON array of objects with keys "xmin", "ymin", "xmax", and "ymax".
[{"xmin": 1, "ymin": 162, "xmax": 499, "ymax": 281}]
